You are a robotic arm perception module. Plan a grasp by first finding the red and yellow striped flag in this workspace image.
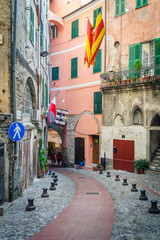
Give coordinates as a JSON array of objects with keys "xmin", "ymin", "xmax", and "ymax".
[
  {"xmin": 84, "ymin": 19, "xmax": 93, "ymax": 69},
  {"xmin": 91, "ymin": 13, "xmax": 105, "ymax": 67}
]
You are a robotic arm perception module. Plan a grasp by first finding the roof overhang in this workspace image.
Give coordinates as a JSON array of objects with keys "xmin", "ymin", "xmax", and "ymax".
[{"xmin": 49, "ymin": 10, "xmax": 64, "ymax": 28}]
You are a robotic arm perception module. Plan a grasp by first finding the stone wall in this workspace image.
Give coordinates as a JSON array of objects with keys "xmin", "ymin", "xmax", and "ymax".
[{"xmin": 101, "ymin": 83, "xmax": 160, "ymax": 165}]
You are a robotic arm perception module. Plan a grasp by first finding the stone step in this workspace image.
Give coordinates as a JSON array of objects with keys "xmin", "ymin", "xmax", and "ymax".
[
  {"xmin": 149, "ymin": 165, "xmax": 160, "ymax": 171},
  {"xmin": 0, "ymin": 202, "xmax": 13, "ymax": 216},
  {"xmin": 154, "ymin": 155, "xmax": 160, "ymax": 159}
]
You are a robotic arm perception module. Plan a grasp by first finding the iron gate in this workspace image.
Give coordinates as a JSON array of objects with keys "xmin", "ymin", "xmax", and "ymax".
[{"xmin": 0, "ymin": 145, "xmax": 4, "ymax": 205}]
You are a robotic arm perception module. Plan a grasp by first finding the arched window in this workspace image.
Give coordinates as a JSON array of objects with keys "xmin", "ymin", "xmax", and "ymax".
[
  {"xmin": 133, "ymin": 108, "xmax": 143, "ymax": 125},
  {"xmin": 150, "ymin": 114, "xmax": 160, "ymax": 126},
  {"xmin": 22, "ymin": 81, "xmax": 33, "ymax": 115}
]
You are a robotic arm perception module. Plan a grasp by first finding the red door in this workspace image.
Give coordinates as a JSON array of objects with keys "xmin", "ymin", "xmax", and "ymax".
[{"xmin": 113, "ymin": 139, "xmax": 134, "ymax": 172}]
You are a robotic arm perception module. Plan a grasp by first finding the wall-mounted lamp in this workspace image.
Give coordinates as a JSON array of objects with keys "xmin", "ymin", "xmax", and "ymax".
[{"xmin": 40, "ymin": 51, "xmax": 49, "ymax": 57}]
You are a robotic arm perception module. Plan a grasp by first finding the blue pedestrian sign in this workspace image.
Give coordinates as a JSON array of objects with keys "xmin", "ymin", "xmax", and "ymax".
[{"xmin": 9, "ymin": 122, "xmax": 25, "ymax": 141}]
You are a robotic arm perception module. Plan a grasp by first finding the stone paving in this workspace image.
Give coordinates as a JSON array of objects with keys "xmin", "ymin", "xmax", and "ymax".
[{"xmin": 0, "ymin": 168, "xmax": 160, "ymax": 240}]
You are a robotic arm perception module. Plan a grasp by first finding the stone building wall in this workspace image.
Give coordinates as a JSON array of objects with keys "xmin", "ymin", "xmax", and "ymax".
[{"xmin": 101, "ymin": 83, "xmax": 160, "ymax": 168}]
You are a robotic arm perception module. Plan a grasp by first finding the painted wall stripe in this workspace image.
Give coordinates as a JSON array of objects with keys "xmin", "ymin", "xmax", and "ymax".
[
  {"xmin": 51, "ymin": 43, "xmax": 86, "ymax": 56},
  {"xmin": 51, "ymin": 80, "xmax": 101, "ymax": 91}
]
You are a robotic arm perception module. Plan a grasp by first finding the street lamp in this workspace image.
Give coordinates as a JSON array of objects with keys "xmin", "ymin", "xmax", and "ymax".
[{"xmin": 40, "ymin": 51, "xmax": 49, "ymax": 57}]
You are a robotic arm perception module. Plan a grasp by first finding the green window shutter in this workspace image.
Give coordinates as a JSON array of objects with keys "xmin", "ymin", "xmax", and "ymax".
[
  {"xmin": 52, "ymin": 67, "xmax": 59, "ymax": 80},
  {"xmin": 154, "ymin": 38, "xmax": 160, "ymax": 75},
  {"xmin": 41, "ymin": 21, "xmax": 43, "ymax": 48},
  {"xmin": 71, "ymin": 58, "xmax": 78, "ymax": 79},
  {"xmin": 93, "ymin": 7, "xmax": 102, "ymax": 29},
  {"xmin": 134, "ymin": 43, "xmax": 141, "ymax": 62},
  {"xmin": 143, "ymin": 0, "xmax": 148, "ymax": 5},
  {"xmin": 115, "ymin": 0, "xmax": 120, "ymax": 16},
  {"xmin": 94, "ymin": 92, "xmax": 102, "ymax": 114},
  {"xmin": 93, "ymin": 49, "xmax": 102, "ymax": 73},
  {"xmin": 41, "ymin": 78, "xmax": 44, "ymax": 106},
  {"xmin": 136, "ymin": 0, "xmax": 141, "ymax": 8},
  {"xmin": 30, "ymin": 6, "xmax": 34, "ymax": 44},
  {"xmin": 136, "ymin": 0, "xmax": 148, "ymax": 8},
  {"xmin": 45, "ymin": 84, "xmax": 48, "ymax": 106},
  {"xmin": 129, "ymin": 45, "xmax": 135, "ymax": 70},
  {"xmin": 71, "ymin": 19, "xmax": 79, "ymax": 39},
  {"xmin": 121, "ymin": 0, "xmax": 125, "ymax": 14}
]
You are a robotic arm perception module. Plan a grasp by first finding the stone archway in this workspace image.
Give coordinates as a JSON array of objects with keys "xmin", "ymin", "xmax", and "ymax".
[{"xmin": 67, "ymin": 111, "xmax": 100, "ymax": 166}]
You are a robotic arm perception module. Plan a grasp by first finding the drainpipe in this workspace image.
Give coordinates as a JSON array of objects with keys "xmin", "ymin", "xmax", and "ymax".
[
  {"xmin": 104, "ymin": 0, "xmax": 107, "ymax": 72},
  {"xmin": 10, "ymin": 0, "xmax": 18, "ymax": 201}
]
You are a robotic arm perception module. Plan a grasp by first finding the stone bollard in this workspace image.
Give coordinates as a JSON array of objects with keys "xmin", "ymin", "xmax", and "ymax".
[
  {"xmin": 99, "ymin": 169, "xmax": 103, "ymax": 174},
  {"xmin": 139, "ymin": 189, "xmax": 148, "ymax": 201},
  {"xmin": 106, "ymin": 172, "xmax": 111, "ymax": 177},
  {"xmin": 41, "ymin": 188, "xmax": 49, "ymax": 198},
  {"xmin": 50, "ymin": 182, "xmax": 56, "ymax": 191},
  {"xmin": 122, "ymin": 178, "xmax": 128, "ymax": 186},
  {"xmin": 54, "ymin": 175, "xmax": 58, "ymax": 181},
  {"xmin": 54, "ymin": 178, "xmax": 58, "ymax": 185},
  {"xmin": 26, "ymin": 197, "xmax": 36, "ymax": 211},
  {"xmin": 149, "ymin": 200, "xmax": 160, "ymax": 214},
  {"xmin": 131, "ymin": 183, "xmax": 138, "ymax": 192},
  {"xmin": 115, "ymin": 175, "xmax": 120, "ymax": 181},
  {"xmin": 51, "ymin": 172, "xmax": 55, "ymax": 178},
  {"xmin": 48, "ymin": 170, "xmax": 52, "ymax": 175}
]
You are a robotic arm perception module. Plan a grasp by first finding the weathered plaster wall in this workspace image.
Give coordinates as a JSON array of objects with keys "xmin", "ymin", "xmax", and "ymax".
[{"xmin": 101, "ymin": 84, "xmax": 160, "ymax": 167}]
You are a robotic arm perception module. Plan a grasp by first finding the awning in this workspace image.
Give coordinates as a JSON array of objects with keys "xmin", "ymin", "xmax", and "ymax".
[{"xmin": 49, "ymin": 10, "xmax": 64, "ymax": 28}]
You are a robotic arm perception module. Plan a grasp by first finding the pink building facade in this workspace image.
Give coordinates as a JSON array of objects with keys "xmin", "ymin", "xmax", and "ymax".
[{"xmin": 49, "ymin": 0, "xmax": 105, "ymax": 167}]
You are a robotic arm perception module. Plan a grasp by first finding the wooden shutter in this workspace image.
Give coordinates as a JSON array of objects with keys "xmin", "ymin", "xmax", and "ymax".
[
  {"xmin": 93, "ymin": 7, "xmax": 102, "ymax": 29},
  {"xmin": 93, "ymin": 49, "xmax": 102, "ymax": 73},
  {"xmin": 154, "ymin": 38, "xmax": 160, "ymax": 75},
  {"xmin": 94, "ymin": 92, "xmax": 102, "ymax": 114},
  {"xmin": 115, "ymin": 0, "xmax": 120, "ymax": 16},
  {"xmin": 45, "ymin": 84, "xmax": 48, "ymax": 106},
  {"xmin": 41, "ymin": 21, "xmax": 43, "ymax": 48},
  {"xmin": 52, "ymin": 67, "xmax": 59, "ymax": 80},
  {"xmin": 136, "ymin": 0, "xmax": 141, "ymax": 8},
  {"xmin": 30, "ymin": 6, "xmax": 34, "ymax": 44},
  {"xmin": 143, "ymin": 0, "xmax": 148, "ymax": 5},
  {"xmin": 71, "ymin": 58, "xmax": 78, "ymax": 78},
  {"xmin": 134, "ymin": 43, "xmax": 141, "ymax": 62},
  {"xmin": 72, "ymin": 19, "xmax": 79, "ymax": 39},
  {"xmin": 129, "ymin": 45, "xmax": 135, "ymax": 70},
  {"xmin": 121, "ymin": 0, "xmax": 125, "ymax": 14}
]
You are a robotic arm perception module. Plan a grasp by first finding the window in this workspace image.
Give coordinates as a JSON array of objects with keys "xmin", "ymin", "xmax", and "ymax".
[
  {"xmin": 30, "ymin": 6, "xmax": 34, "ymax": 44},
  {"xmin": 115, "ymin": 0, "xmax": 125, "ymax": 16},
  {"xmin": 142, "ymin": 42, "xmax": 154, "ymax": 76},
  {"xmin": 41, "ymin": 77, "xmax": 44, "ymax": 107},
  {"xmin": 94, "ymin": 92, "xmax": 102, "ymax": 114},
  {"xmin": 71, "ymin": 19, "xmax": 79, "ymax": 39},
  {"xmin": 154, "ymin": 38, "xmax": 160, "ymax": 75},
  {"xmin": 51, "ymin": 25, "xmax": 58, "ymax": 39},
  {"xmin": 22, "ymin": 81, "xmax": 33, "ymax": 114},
  {"xmin": 93, "ymin": 7, "xmax": 102, "ymax": 29},
  {"xmin": 71, "ymin": 58, "xmax": 78, "ymax": 78},
  {"xmin": 52, "ymin": 67, "xmax": 59, "ymax": 80},
  {"xmin": 136, "ymin": 0, "xmax": 148, "ymax": 9},
  {"xmin": 45, "ymin": 84, "xmax": 48, "ymax": 106},
  {"xmin": 129, "ymin": 43, "xmax": 141, "ymax": 70},
  {"xmin": 40, "ymin": 21, "xmax": 43, "ymax": 49},
  {"xmin": 93, "ymin": 49, "xmax": 102, "ymax": 73},
  {"xmin": 133, "ymin": 109, "xmax": 143, "ymax": 125}
]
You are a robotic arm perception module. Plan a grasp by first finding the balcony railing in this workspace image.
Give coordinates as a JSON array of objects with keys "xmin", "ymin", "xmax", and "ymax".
[{"xmin": 100, "ymin": 65, "xmax": 160, "ymax": 89}]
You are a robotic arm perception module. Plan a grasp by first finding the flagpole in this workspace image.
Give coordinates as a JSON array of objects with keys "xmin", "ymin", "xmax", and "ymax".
[
  {"xmin": 104, "ymin": 0, "xmax": 107, "ymax": 71},
  {"xmin": 54, "ymin": 90, "xmax": 60, "ymax": 97}
]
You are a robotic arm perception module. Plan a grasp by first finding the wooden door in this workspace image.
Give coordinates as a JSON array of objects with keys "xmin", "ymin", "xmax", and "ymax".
[
  {"xmin": 75, "ymin": 138, "xmax": 84, "ymax": 165},
  {"xmin": 93, "ymin": 136, "xmax": 99, "ymax": 164},
  {"xmin": 0, "ymin": 145, "xmax": 4, "ymax": 205},
  {"xmin": 113, "ymin": 139, "xmax": 134, "ymax": 172}
]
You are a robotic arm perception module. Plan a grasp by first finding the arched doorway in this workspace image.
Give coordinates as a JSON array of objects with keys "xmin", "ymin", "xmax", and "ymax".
[
  {"xmin": 74, "ymin": 111, "xmax": 100, "ymax": 166},
  {"xmin": 48, "ymin": 122, "xmax": 63, "ymax": 166},
  {"xmin": 150, "ymin": 114, "xmax": 160, "ymax": 161}
]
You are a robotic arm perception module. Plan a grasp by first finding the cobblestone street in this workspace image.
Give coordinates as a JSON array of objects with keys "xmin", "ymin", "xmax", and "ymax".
[{"xmin": 0, "ymin": 168, "xmax": 160, "ymax": 240}]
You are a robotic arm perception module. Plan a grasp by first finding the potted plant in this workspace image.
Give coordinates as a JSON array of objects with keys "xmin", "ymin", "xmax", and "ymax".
[
  {"xmin": 41, "ymin": 112, "xmax": 46, "ymax": 118},
  {"xmin": 93, "ymin": 163, "xmax": 102, "ymax": 171},
  {"xmin": 134, "ymin": 159, "xmax": 149, "ymax": 174},
  {"xmin": 38, "ymin": 138, "xmax": 47, "ymax": 177}
]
